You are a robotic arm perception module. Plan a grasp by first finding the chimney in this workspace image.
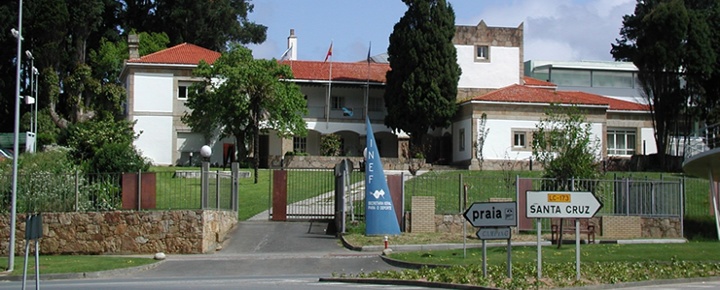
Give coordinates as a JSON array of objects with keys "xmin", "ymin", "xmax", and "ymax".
[
  {"xmin": 128, "ymin": 34, "xmax": 139, "ymax": 59},
  {"xmin": 287, "ymin": 29, "xmax": 297, "ymax": 61}
]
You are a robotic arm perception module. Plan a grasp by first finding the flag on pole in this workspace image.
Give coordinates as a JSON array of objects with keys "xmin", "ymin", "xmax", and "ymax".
[
  {"xmin": 280, "ymin": 44, "xmax": 293, "ymax": 61},
  {"xmin": 324, "ymin": 42, "xmax": 333, "ymax": 62},
  {"xmin": 364, "ymin": 117, "xmax": 401, "ymax": 236},
  {"xmin": 367, "ymin": 42, "xmax": 372, "ymax": 63}
]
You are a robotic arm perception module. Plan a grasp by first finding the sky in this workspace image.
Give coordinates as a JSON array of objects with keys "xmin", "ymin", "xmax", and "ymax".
[{"xmin": 246, "ymin": 0, "xmax": 636, "ymax": 63}]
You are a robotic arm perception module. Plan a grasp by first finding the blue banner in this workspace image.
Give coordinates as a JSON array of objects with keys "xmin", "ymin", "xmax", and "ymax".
[{"xmin": 364, "ymin": 118, "xmax": 401, "ymax": 236}]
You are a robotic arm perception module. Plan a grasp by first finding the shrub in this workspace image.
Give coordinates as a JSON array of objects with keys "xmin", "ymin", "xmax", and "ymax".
[
  {"xmin": 321, "ymin": 133, "xmax": 342, "ymax": 156},
  {"xmin": 86, "ymin": 142, "xmax": 150, "ymax": 174}
]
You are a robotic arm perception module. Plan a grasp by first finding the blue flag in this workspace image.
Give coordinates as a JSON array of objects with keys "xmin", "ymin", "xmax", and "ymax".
[{"xmin": 364, "ymin": 117, "xmax": 401, "ymax": 235}]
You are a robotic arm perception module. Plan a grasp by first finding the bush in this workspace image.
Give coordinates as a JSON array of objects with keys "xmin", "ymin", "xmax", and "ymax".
[
  {"xmin": 321, "ymin": 134, "xmax": 342, "ymax": 156},
  {"xmin": 0, "ymin": 149, "xmax": 126, "ymax": 213},
  {"xmin": 86, "ymin": 142, "xmax": 150, "ymax": 174}
]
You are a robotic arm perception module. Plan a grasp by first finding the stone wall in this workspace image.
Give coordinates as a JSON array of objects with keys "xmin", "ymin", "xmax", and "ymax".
[
  {"xmin": 0, "ymin": 210, "xmax": 237, "ymax": 255},
  {"xmin": 429, "ymin": 214, "xmax": 683, "ymax": 239}
]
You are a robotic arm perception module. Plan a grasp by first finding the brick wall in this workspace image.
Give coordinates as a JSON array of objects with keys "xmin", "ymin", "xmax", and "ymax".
[
  {"xmin": 601, "ymin": 216, "xmax": 642, "ymax": 238},
  {"xmin": 0, "ymin": 210, "xmax": 237, "ymax": 255},
  {"xmin": 411, "ymin": 196, "xmax": 435, "ymax": 233}
]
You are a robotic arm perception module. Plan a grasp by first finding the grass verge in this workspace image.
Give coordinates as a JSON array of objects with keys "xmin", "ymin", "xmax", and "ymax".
[
  {"xmin": 340, "ymin": 239, "xmax": 720, "ymax": 289},
  {"xmin": 0, "ymin": 255, "xmax": 157, "ymax": 276}
]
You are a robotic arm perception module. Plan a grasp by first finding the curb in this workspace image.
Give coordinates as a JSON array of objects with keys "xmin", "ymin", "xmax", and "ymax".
[
  {"xmin": 319, "ymin": 277, "xmax": 501, "ymax": 290},
  {"xmin": 0, "ymin": 259, "xmax": 164, "ymax": 281}
]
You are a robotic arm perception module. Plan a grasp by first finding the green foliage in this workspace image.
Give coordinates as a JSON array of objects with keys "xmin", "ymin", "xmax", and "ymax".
[
  {"xmin": 320, "ymin": 134, "xmax": 342, "ymax": 156},
  {"xmin": 532, "ymin": 105, "xmax": 601, "ymax": 187},
  {"xmin": 88, "ymin": 31, "xmax": 169, "ymax": 83},
  {"xmin": 0, "ymin": 150, "xmax": 93, "ymax": 213},
  {"xmin": 384, "ymin": 0, "xmax": 460, "ymax": 152},
  {"xmin": 64, "ymin": 118, "xmax": 148, "ymax": 174},
  {"xmin": 88, "ymin": 142, "xmax": 150, "ymax": 174},
  {"xmin": 132, "ymin": 0, "xmax": 267, "ymax": 51},
  {"xmin": 183, "ymin": 44, "xmax": 307, "ymax": 182},
  {"xmin": 612, "ymin": 0, "xmax": 720, "ymax": 167},
  {"xmin": 65, "ymin": 118, "xmax": 136, "ymax": 160}
]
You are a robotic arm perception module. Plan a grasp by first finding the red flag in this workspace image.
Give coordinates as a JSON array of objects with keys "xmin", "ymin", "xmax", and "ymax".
[{"xmin": 324, "ymin": 42, "xmax": 333, "ymax": 62}]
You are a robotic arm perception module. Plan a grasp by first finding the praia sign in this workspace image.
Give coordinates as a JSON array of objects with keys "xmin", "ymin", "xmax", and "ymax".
[{"xmin": 463, "ymin": 202, "xmax": 517, "ymax": 227}]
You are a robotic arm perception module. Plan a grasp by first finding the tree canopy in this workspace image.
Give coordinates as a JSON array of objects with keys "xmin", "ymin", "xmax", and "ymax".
[
  {"xmin": 612, "ymin": 0, "xmax": 720, "ymax": 167},
  {"xmin": 183, "ymin": 44, "xmax": 307, "ymax": 182},
  {"xmin": 532, "ymin": 104, "xmax": 601, "ymax": 185},
  {"xmin": 0, "ymin": 0, "xmax": 266, "ymax": 140},
  {"xmin": 384, "ymin": 0, "xmax": 460, "ymax": 156}
]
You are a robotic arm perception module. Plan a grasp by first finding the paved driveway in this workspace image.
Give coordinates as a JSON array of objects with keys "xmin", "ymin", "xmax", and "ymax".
[{"xmin": 133, "ymin": 221, "xmax": 397, "ymax": 278}]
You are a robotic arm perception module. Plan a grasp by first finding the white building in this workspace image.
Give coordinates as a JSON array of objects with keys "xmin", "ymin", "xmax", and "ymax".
[{"xmin": 120, "ymin": 20, "xmax": 656, "ymax": 169}]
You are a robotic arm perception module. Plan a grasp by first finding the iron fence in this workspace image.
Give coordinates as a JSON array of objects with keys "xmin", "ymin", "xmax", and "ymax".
[{"xmin": 0, "ymin": 169, "xmax": 238, "ymax": 213}]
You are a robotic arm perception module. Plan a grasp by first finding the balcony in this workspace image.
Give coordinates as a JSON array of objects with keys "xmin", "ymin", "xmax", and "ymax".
[
  {"xmin": 304, "ymin": 105, "xmax": 387, "ymax": 122},
  {"xmin": 682, "ymin": 123, "xmax": 720, "ymax": 180}
]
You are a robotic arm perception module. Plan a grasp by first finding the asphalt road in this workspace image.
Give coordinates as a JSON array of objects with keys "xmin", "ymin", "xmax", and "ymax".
[
  {"xmin": 2, "ymin": 220, "xmax": 719, "ymax": 289},
  {"xmin": 0, "ymin": 221, "xmax": 415, "ymax": 290}
]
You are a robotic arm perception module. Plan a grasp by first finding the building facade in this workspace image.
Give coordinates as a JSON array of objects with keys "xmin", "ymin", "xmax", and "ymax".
[{"xmin": 121, "ymin": 20, "xmax": 656, "ymax": 169}]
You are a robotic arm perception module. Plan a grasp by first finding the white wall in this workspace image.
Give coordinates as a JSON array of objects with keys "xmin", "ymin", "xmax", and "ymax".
[
  {"xmin": 641, "ymin": 127, "xmax": 658, "ymax": 155},
  {"xmin": 482, "ymin": 120, "xmax": 535, "ymax": 161},
  {"xmin": 134, "ymin": 116, "xmax": 173, "ymax": 165},
  {"xmin": 133, "ymin": 73, "xmax": 173, "ymax": 112},
  {"xmin": 480, "ymin": 119, "xmax": 604, "ymax": 162},
  {"xmin": 452, "ymin": 119, "xmax": 472, "ymax": 162},
  {"xmin": 456, "ymin": 45, "xmax": 520, "ymax": 89},
  {"xmin": 176, "ymin": 132, "xmax": 204, "ymax": 152}
]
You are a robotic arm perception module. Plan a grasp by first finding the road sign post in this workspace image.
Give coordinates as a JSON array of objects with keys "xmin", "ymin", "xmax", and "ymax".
[
  {"xmin": 525, "ymin": 191, "xmax": 603, "ymax": 281},
  {"xmin": 463, "ymin": 202, "xmax": 517, "ymax": 278}
]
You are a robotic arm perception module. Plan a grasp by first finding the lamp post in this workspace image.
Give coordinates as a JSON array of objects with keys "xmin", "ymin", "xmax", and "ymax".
[
  {"xmin": 25, "ymin": 51, "xmax": 34, "ymax": 151},
  {"xmin": 9, "ymin": 0, "xmax": 24, "ymax": 273},
  {"xmin": 32, "ymin": 66, "xmax": 38, "ymax": 153},
  {"xmin": 200, "ymin": 145, "xmax": 212, "ymax": 209}
]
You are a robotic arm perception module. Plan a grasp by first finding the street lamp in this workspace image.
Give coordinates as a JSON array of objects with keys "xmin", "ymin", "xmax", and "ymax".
[
  {"xmin": 25, "ymin": 51, "xmax": 35, "ymax": 153},
  {"xmin": 32, "ymin": 66, "xmax": 38, "ymax": 153},
  {"xmin": 9, "ymin": 0, "xmax": 24, "ymax": 273}
]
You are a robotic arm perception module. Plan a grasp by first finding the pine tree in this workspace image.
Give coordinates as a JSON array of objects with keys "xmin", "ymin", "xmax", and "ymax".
[{"xmin": 384, "ymin": 0, "xmax": 460, "ymax": 156}]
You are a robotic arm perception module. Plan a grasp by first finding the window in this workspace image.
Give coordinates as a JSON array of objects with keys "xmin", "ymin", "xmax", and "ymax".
[
  {"xmin": 331, "ymin": 96, "xmax": 345, "ymax": 110},
  {"xmin": 475, "ymin": 45, "xmax": 490, "ymax": 61},
  {"xmin": 178, "ymin": 82, "xmax": 192, "ymax": 100},
  {"xmin": 459, "ymin": 129, "xmax": 465, "ymax": 151},
  {"xmin": 511, "ymin": 129, "xmax": 533, "ymax": 151},
  {"xmin": 178, "ymin": 81, "xmax": 202, "ymax": 100},
  {"xmin": 368, "ymin": 97, "xmax": 383, "ymax": 111},
  {"xmin": 607, "ymin": 128, "xmax": 636, "ymax": 156},
  {"xmin": 293, "ymin": 136, "xmax": 307, "ymax": 153},
  {"xmin": 514, "ymin": 132, "xmax": 526, "ymax": 148}
]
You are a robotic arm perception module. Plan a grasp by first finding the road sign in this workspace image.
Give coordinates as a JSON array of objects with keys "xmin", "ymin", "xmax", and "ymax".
[
  {"xmin": 476, "ymin": 227, "xmax": 512, "ymax": 240},
  {"xmin": 526, "ymin": 191, "xmax": 603, "ymax": 218},
  {"xmin": 463, "ymin": 202, "xmax": 517, "ymax": 227}
]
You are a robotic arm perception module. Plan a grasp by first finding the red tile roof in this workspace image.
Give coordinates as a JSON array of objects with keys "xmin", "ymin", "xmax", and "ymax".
[
  {"xmin": 523, "ymin": 76, "xmax": 556, "ymax": 87},
  {"xmin": 469, "ymin": 84, "xmax": 649, "ymax": 111},
  {"xmin": 280, "ymin": 60, "xmax": 389, "ymax": 83},
  {"xmin": 127, "ymin": 43, "xmax": 221, "ymax": 65}
]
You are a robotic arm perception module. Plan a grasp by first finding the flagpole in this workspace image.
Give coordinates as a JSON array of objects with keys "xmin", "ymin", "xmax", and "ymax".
[
  {"xmin": 365, "ymin": 42, "xmax": 371, "ymax": 121},
  {"xmin": 326, "ymin": 41, "xmax": 333, "ymax": 129}
]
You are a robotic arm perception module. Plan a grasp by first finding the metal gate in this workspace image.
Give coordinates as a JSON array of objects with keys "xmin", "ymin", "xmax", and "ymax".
[{"xmin": 269, "ymin": 164, "xmax": 365, "ymax": 221}]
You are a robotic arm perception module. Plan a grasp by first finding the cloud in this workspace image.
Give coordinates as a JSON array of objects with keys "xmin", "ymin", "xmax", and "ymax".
[{"xmin": 458, "ymin": 0, "xmax": 635, "ymax": 61}]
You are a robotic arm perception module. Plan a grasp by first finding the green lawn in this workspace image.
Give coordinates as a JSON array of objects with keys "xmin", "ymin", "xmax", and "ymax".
[
  {"xmin": 390, "ymin": 241, "xmax": 720, "ymax": 266},
  {"xmin": 353, "ymin": 241, "xmax": 720, "ymax": 289},
  {"xmin": 0, "ymin": 255, "xmax": 156, "ymax": 275}
]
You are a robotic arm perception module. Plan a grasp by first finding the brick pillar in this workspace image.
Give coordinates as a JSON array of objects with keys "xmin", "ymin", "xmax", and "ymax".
[{"xmin": 272, "ymin": 170, "xmax": 287, "ymax": 221}]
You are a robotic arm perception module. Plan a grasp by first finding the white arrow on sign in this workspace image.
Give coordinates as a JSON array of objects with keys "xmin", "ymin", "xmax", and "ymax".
[
  {"xmin": 463, "ymin": 202, "xmax": 517, "ymax": 227},
  {"xmin": 526, "ymin": 191, "xmax": 603, "ymax": 219}
]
